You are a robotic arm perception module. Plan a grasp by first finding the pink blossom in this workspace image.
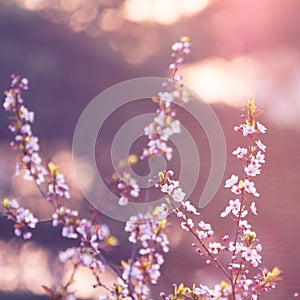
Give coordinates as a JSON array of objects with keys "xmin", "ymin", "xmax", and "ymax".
[
  {"xmin": 160, "ymin": 183, "xmax": 175, "ymax": 194},
  {"xmin": 181, "ymin": 218, "xmax": 194, "ymax": 231},
  {"xmin": 225, "ymin": 174, "xmax": 238, "ymax": 188},
  {"xmin": 231, "ymin": 184, "xmax": 242, "ymax": 195},
  {"xmin": 234, "ymin": 124, "xmax": 242, "ymax": 132},
  {"xmin": 197, "ymin": 230, "xmax": 208, "ymax": 240},
  {"xmin": 257, "ymin": 121, "xmax": 267, "ymax": 133},
  {"xmin": 59, "ymin": 247, "xmax": 77, "ymax": 263},
  {"xmin": 117, "ymin": 176, "xmax": 140, "ymax": 206},
  {"xmin": 20, "ymin": 105, "xmax": 34, "ymax": 122},
  {"xmin": 142, "ymin": 38, "xmax": 190, "ymax": 162},
  {"xmin": 240, "ymin": 277, "xmax": 253, "ymax": 291},
  {"xmin": 242, "ymin": 124, "xmax": 255, "ymax": 136},
  {"xmin": 241, "ymin": 247, "xmax": 262, "ymax": 267},
  {"xmin": 183, "ymin": 201, "xmax": 200, "ymax": 215},
  {"xmin": 255, "ymin": 150, "xmax": 266, "ymax": 163},
  {"xmin": 244, "ymin": 163, "xmax": 261, "ymax": 177},
  {"xmin": 220, "ymin": 199, "xmax": 242, "ymax": 217},
  {"xmin": 228, "ymin": 241, "xmax": 244, "ymax": 255},
  {"xmin": 209, "ymin": 242, "xmax": 224, "ymax": 255},
  {"xmin": 3, "ymin": 198, "xmax": 38, "ymax": 239},
  {"xmin": 250, "ymin": 202, "xmax": 258, "ymax": 215},
  {"xmin": 243, "ymin": 179, "xmax": 260, "ymax": 197},
  {"xmin": 193, "ymin": 284, "xmax": 215, "ymax": 298},
  {"xmin": 198, "ymin": 220, "xmax": 212, "ymax": 231},
  {"xmin": 158, "ymin": 91, "xmax": 174, "ymax": 103},
  {"xmin": 239, "ymin": 220, "xmax": 252, "ymax": 230},
  {"xmin": 3, "ymin": 91, "xmax": 16, "ymax": 111},
  {"xmin": 172, "ymin": 188, "xmax": 186, "ymax": 202},
  {"xmin": 232, "ymin": 147, "xmax": 248, "ymax": 160},
  {"xmin": 255, "ymin": 139, "xmax": 267, "ymax": 152}
]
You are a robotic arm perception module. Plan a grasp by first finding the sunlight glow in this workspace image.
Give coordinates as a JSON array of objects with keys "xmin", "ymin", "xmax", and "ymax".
[
  {"xmin": 122, "ymin": 0, "xmax": 212, "ymax": 25},
  {"xmin": 183, "ymin": 48, "xmax": 300, "ymax": 127},
  {"xmin": 99, "ymin": 8, "xmax": 124, "ymax": 32},
  {"xmin": 63, "ymin": 261, "xmax": 116, "ymax": 299},
  {"xmin": 183, "ymin": 56, "xmax": 261, "ymax": 106},
  {"xmin": 0, "ymin": 241, "xmax": 55, "ymax": 294},
  {"xmin": 17, "ymin": 0, "xmax": 48, "ymax": 11}
]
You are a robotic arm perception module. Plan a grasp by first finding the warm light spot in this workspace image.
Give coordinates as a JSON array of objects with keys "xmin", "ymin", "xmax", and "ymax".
[
  {"xmin": 21, "ymin": 243, "xmax": 54, "ymax": 294},
  {"xmin": 0, "ymin": 241, "xmax": 56, "ymax": 294},
  {"xmin": 72, "ymin": 155, "xmax": 96, "ymax": 193},
  {"xmin": 168, "ymin": 226, "xmax": 183, "ymax": 247},
  {"xmin": 183, "ymin": 49, "xmax": 300, "ymax": 127},
  {"xmin": 11, "ymin": 173, "xmax": 37, "ymax": 196},
  {"xmin": 69, "ymin": 12, "xmax": 89, "ymax": 32},
  {"xmin": 182, "ymin": 0, "xmax": 211, "ymax": 16},
  {"xmin": 183, "ymin": 56, "xmax": 261, "ymax": 106},
  {"xmin": 122, "ymin": 0, "xmax": 152, "ymax": 23},
  {"xmin": 17, "ymin": 0, "xmax": 48, "ymax": 11},
  {"xmin": 69, "ymin": 3, "xmax": 98, "ymax": 32},
  {"xmin": 122, "ymin": 0, "xmax": 212, "ymax": 25},
  {"xmin": 152, "ymin": 0, "xmax": 181, "ymax": 25},
  {"xmin": 63, "ymin": 261, "xmax": 116, "ymax": 299},
  {"xmin": 60, "ymin": 0, "xmax": 83, "ymax": 12},
  {"xmin": 50, "ymin": 147, "xmax": 90, "ymax": 203},
  {"xmin": 99, "ymin": 8, "xmax": 124, "ymax": 32},
  {"xmin": 108, "ymin": 28, "xmax": 160, "ymax": 65}
]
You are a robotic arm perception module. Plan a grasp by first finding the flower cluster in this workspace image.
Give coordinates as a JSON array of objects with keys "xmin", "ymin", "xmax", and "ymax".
[
  {"xmin": 53, "ymin": 206, "xmax": 117, "ymax": 270},
  {"xmin": 2, "ymin": 75, "xmax": 121, "ymax": 299},
  {"xmin": 168, "ymin": 37, "xmax": 191, "ymax": 77},
  {"xmin": 48, "ymin": 162, "xmax": 71, "ymax": 200},
  {"xmin": 160, "ymin": 282, "xmax": 217, "ymax": 300},
  {"xmin": 3, "ymin": 198, "xmax": 38, "ymax": 239},
  {"xmin": 117, "ymin": 172, "xmax": 140, "ymax": 206},
  {"xmin": 107, "ymin": 155, "xmax": 140, "ymax": 206},
  {"xmin": 1, "ymin": 38, "xmax": 282, "ymax": 300},
  {"xmin": 157, "ymin": 99, "xmax": 281, "ymax": 300},
  {"xmin": 97, "ymin": 209, "xmax": 170, "ymax": 300},
  {"xmin": 141, "ymin": 37, "xmax": 190, "ymax": 161},
  {"xmin": 155, "ymin": 170, "xmax": 200, "ymax": 222},
  {"xmin": 3, "ymin": 75, "xmax": 70, "ymax": 210},
  {"xmin": 52, "ymin": 206, "xmax": 80, "ymax": 239},
  {"xmin": 116, "ymin": 211, "xmax": 169, "ymax": 299},
  {"xmin": 3, "ymin": 75, "xmax": 47, "ymax": 185},
  {"xmin": 215, "ymin": 98, "xmax": 280, "ymax": 298}
]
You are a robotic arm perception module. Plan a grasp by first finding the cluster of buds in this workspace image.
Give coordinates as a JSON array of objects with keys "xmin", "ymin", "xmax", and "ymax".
[
  {"xmin": 3, "ymin": 75, "xmax": 70, "ymax": 209},
  {"xmin": 47, "ymin": 162, "xmax": 70, "ymax": 201},
  {"xmin": 156, "ymin": 170, "xmax": 200, "ymax": 217},
  {"xmin": 118, "ymin": 252, "xmax": 164, "ymax": 299},
  {"xmin": 52, "ymin": 206, "xmax": 80, "ymax": 239},
  {"xmin": 2, "ymin": 75, "xmax": 120, "ymax": 300},
  {"xmin": 53, "ymin": 207, "xmax": 118, "ymax": 279},
  {"xmin": 107, "ymin": 155, "xmax": 140, "ymax": 206},
  {"xmin": 169, "ymin": 36, "xmax": 191, "ymax": 79},
  {"xmin": 216, "ymin": 98, "xmax": 281, "ymax": 298},
  {"xmin": 125, "ymin": 211, "xmax": 169, "ymax": 253},
  {"xmin": 3, "ymin": 74, "xmax": 47, "ymax": 185},
  {"xmin": 156, "ymin": 171, "xmax": 219, "ymax": 262},
  {"xmin": 118, "ymin": 210, "xmax": 169, "ymax": 299},
  {"xmin": 160, "ymin": 282, "xmax": 217, "ymax": 300},
  {"xmin": 141, "ymin": 37, "xmax": 190, "ymax": 161},
  {"xmin": 158, "ymin": 99, "xmax": 281, "ymax": 300},
  {"xmin": 117, "ymin": 172, "xmax": 140, "ymax": 206},
  {"xmin": 3, "ymin": 198, "xmax": 38, "ymax": 239}
]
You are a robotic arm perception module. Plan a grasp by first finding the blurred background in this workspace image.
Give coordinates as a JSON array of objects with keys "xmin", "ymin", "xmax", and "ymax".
[{"xmin": 0, "ymin": 0, "xmax": 300, "ymax": 299}]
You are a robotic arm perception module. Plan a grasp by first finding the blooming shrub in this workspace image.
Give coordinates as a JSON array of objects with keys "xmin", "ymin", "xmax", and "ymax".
[{"xmin": 2, "ymin": 37, "xmax": 281, "ymax": 300}]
